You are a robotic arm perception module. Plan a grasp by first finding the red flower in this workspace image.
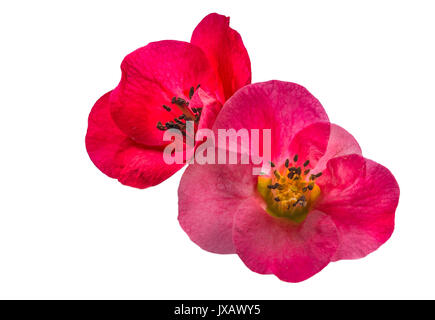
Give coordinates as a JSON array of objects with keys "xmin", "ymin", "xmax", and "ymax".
[
  {"xmin": 178, "ymin": 81, "xmax": 400, "ymax": 282},
  {"xmin": 86, "ymin": 13, "xmax": 251, "ymax": 188}
]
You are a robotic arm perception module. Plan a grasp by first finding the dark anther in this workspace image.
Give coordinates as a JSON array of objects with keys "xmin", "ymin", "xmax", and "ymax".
[
  {"xmin": 189, "ymin": 86, "xmax": 195, "ymax": 99},
  {"xmin": 285, "ymin": 159, "xmax": 289, "ymax": 167},
  {"xmin": 302, "ymin": 187, "xmax": 308, "ymax": 192},
  {"xmin": 308, "ymin": 184, "xmax": 314, "ymax": 190},
  {"xmin": 267, "ymin": 183, "xmax": 280, "ymax": 189},
  {"xmin": 303, "ymin": 160, "xmax": 310, "ymax": 167},
  {"xmin": 270, "ymin": 161, "xmax": 276, "ymax": 167},
  {"xmin": 293, "ymin": 154, "xmax": 299, "ymax": 162},
  {"xmin": 163, "ymin": 105, "xmax": 171, "ymax": 112},
  {"xmin": 288, "ymin": 172, "xmax": 295, "ymax": 179},
  {"xmin": 192, "ymin": 107, "xmax": 197, "ymax": 113},
  {"xmin": 296, "ymin": 167, "xmax": 302, "ymax": 175},
  {"xmin": 304, "ymin": 169, "xmax": 310, "ymax": 175},
  {"xmin": 165, "ymin": 122, "xmax": 180, "ymax": 130},
  {"xmin": 196, "ymin": 84, "xmax": 201, "ymax": 90},
  {"xmin": 172, "ymin": 97, "xmax": 189, "ymax": 107},
  {"xmin": 174, "ymin": 118, "xmax": 184, "ymax": 125},
  {"xmin": 274, "ymin": 197, "xmax": 280, "ymax": 202},
  {"xmin": 156, "ymin": 121, "xmax": 166, "ymax": 131},
  {"xmin": 179, "ymin": 114, "xmax": 186, "ymax": 119},
  {"xmin": 310, "ymin": 172, "xmax": 322, "ymax": 180}
]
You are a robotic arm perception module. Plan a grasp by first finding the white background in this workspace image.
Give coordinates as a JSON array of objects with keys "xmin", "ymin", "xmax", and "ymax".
[{"xmin": 0, "ymin": 0, "xmax": 434, "ymax": 299}]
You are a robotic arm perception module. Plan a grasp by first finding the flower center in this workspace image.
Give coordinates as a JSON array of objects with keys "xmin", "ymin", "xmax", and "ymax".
[
  {"xmin": 257, "ymin": 155, "xmax": 322, "ymax": 223},
  {"xmin": 156, "ymin": 85, "xmax": 202, "ymax": 136}
]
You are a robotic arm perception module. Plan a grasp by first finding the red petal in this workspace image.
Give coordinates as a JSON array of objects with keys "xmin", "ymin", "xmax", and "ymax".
[
  {"xmin": 110, "ymin": 40, "xmax": 218, "ymax": 147},
  {"xmin": 191, "ymin": 13, "xmax": 251, "ymax": 101},
  {"xmin": 86, "ymin": 91, "xmax": 184, "ymax": 189},
  {"xmin": 115, "ymin": 140, "xmax": 185, "ymax": 189},
  {"xmin": 86, "ymin": 91, "xmax": 126, "ymax": 178}
]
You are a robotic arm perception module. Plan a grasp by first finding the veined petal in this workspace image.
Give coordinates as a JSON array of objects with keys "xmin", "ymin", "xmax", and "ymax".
[
  {"xmin": 315, "ymin": 154, "xmax": 400, "ymax": 261},
  {"xmin": 191, "ymin": 13, "xmax": 251, "ymax": 102}
]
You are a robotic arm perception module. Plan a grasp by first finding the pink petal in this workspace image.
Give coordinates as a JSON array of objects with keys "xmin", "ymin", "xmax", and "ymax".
[
  {"xmin": 287, "ymin": 122, "xmax": 362, "ymax": 171},
  {"xmin": 178, "ymin": 162, "xmax": 256, "ymax": 254},
  {"xmin": 212, "ymin": 81, "xmax": 329, "ymax": 161},
  {"xmin": 315, "ymin": 154, "xmax": 400, "ymax": 261},
  {"xmin": 85, "ymin": 91, "xmax": 126, "ymax": 178},
  {"xmin": 110, "ymin": 40, "xmax": 218, "ymax": 147},
  {"xmin": 233, "ymin": 197, "xmax": 339, "ymax": 282},
  {"xmin": 288, "ymin": 121, "xmax": 331, "ymax": 169},
  {"xmin": 314, "ymin": 124, "xmax": 362, "ymax": 172},
  {"xmin": 191, "ymin": 13, "xmax": 251, "ymax": 101}
]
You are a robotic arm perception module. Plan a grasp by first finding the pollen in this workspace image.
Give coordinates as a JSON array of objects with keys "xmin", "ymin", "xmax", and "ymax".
[{"xmin": 257, "ymin": 156, "xmax": 322, "ymax": 223}]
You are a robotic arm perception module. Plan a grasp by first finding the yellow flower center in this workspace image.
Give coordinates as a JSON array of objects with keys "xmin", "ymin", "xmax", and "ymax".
[{"xmin": 257, "ymin": 155, "xmax": 322, "ymax": 223}]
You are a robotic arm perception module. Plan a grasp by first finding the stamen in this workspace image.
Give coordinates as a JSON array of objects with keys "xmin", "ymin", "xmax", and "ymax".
[
  {"xmin": 267, "ymin": 183, "xmax": 281, "ymax": 189},
  {"xmin": 270, "ymin": 161, "xmax": 276, "ymax": 168},
  {"xmin": 274, "ymin": 170, "xmax": 281, "ymax": 179},
  {"xmin": 189, "ymin": 86, "xmax": 195, "ymax": 99},
  {"xmin": 274, "ymin": 197, "xmax": 280, "ymax": 202},
  {"xmin": 156, "ymin": 121, "xmax": 166, "ymax": 131},
  {"xmin": 171, "ymin": 97, "xmax": 189, "ymax": 107},
  {"xmin": 304, "ymin": 169, "xmax": 310, "ymax": 175},
  {"xmin": 162, "ymin": 105, "xmax": 171, "ymax": 112},
  {"xmin": 174, "ymin": 118, "xmax": 185, "ymax": 125},
  {"xmin": 303, "ymin": 160, "xmax": 310, "ymax": 167},
  {"xmin": 309, "ymin": 172, "xmax": 323, "ymax": 180},
  {"xmin": 285, "ymin": 159, "xmax": 289, "ymax": 167},
  {"xmin": 293, "ymin": 154, "xmax": 298, "ymax": 162}
]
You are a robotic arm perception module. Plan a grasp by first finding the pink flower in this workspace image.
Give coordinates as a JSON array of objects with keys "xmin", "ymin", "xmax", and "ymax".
[
  {"xmin": 86, "ymin": 13, "xmax": 251, "ymax": 188},
  {"xmin": 178, "ymin": 81, "xmax": 400, "ymax": 282}
]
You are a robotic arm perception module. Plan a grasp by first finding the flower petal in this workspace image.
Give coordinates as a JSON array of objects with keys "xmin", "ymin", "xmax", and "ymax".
[
  {"xmin": 86, "ymin": 91, "xmax": 126, "ymax": 178},
  {"xmin": 212, "ymin": 81, "xmax": 329, "ymax": 162},
  {"xmin": 110, "ymin": 40, "xmax": 218, "ymax": 147},
  {"xmin": 315, "ymin": 154, "xmax": 400, "ymax": 261},
  {"xmin": 288, "ymin": 121, "xmax": 331, "ymax": 169},
  {"xmin": 86, "ymin": 91, "xmax": 184, "ymax": 188},
  {"xmin": 191, "ymin": 13, "xmax": 251, "ymax": 101},
  {"xmin": 178, "ymin": 162, "xmax": 256, "ymax": 254},
  {"xmin": 233, "ymin": 197, "xmax": 338, "ymax": 282},
  {"xmin": 315, "ymin": 124, "xmax": 362, "ymax": 171},
  {"xmin": 114, "ymin": 140, "xmax": 185, "ymax": 189},
  {"xmin": 287, "ymin": 122, "xmax": 362, "ymax": 171}
]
